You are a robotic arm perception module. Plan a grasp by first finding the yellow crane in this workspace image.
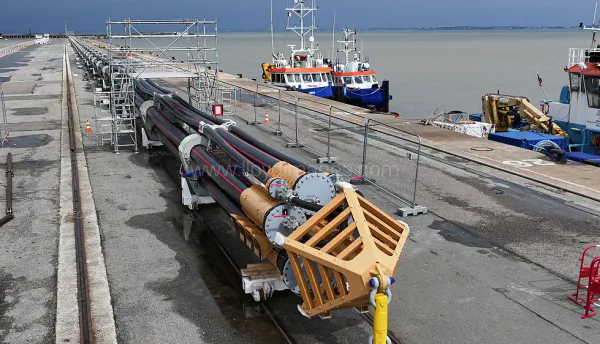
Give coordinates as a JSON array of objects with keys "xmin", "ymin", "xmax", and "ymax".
[{"xmin": 482, "ymin": 94, "xmax": 568, "ymax": 137}]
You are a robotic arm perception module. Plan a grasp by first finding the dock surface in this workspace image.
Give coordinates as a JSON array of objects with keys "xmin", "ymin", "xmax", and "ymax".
[{"xmin": 0, "ymin": 40, "xmax": 599, "ymax": 343}]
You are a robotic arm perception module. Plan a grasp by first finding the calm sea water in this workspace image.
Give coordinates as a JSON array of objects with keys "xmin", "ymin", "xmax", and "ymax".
[{"xmin": 115, "ymin": 30, "xmax": 592, "ymax": 119}]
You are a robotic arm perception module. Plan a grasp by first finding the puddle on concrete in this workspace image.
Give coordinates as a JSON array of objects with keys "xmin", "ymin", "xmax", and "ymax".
[
  {"xmin": 429, "ymin": 220, "xmax": 489, "ymax": 248},
  {"xmin": 9, "ymin": 107, "xmax": 48, "ymax": 116},
  {"xmin": 0, "ymin": 77, "xmax": 10, "ymax": 83},
  {"xmin": 12, "ymin": 160, "xmax": 58, "ymax": 178},
  {"xmin": 124, "ymin": 209, "xmax": 289, "ymax": 343},
  {"xmin": 4, "ymin": 134, "xmax": 52, "ymax": 148}
]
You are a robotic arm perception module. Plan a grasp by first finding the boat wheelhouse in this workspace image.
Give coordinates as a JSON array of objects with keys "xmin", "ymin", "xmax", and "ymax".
[
  {"xmin": 544, "ymin": 25, "xmax": 600, "ymax": 162},
  {"xmin": 331, "ymin": 28, "xmax": 391, "ymax": 112},
  {"xmin": 261, "ymin": 0, "xmax": 334, "ymax": 98}
]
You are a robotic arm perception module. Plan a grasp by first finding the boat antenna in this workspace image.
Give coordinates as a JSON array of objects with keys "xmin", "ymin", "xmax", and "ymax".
[
  {"xmin": 594, "ymin": 0, "xmax": 599, "ymax": 28},
  {"xmin": 331, "ymin": 10, "xmax": 336, "ymax": 61},
  {"xmin": 361, "ymin": 37, "xmax": 364, "ymax": 61},
  {"xmin": 592, "ymin": 0, "xmax": 599, "ymax": 48},
  {"xmin": 270, "ymin": 0, "xmax": 275, "ymax": 56}
]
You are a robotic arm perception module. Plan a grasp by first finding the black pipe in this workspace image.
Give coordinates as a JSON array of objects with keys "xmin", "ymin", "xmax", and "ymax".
[
  {"xmin": 148, "ymin": 108, "xmax": 248, "ymax": 199},
  {"xmin": 290, "ymin": 197, "xmax": 323, "ymax": 212},
  {"xmin": 153, "ymin": 96, "xmax": 276, "ymax": 182},
  {"xmin": 153, "ymin": 95, "xmax": 276, "ymax": 182},
  {"xmin": 190, "ymin": 146, "xmax": 247, "ymax": 200},
  {"xmin": 198, "ymin": 176, "xmax": 245, "ymax": 217},
  {"xmin": 147, "ymin": 107, "xmax": 187, "ymax": 143},
  {"xmin": 202, "ymin": 126, "xmax": 272, "ymax": 183},
  {"xmin": 141, "ymin": 79, "xmax": 318, "ymax": 173},
  {"xmin": 218, "ymin": 130, "xmax": 279, "ymax": 168},
  {"xmin": 154, "ymin": 129, "xmax": 180, "ymax": 157},
  {"xmin": 169, "ymin": 92, "xmax": 318, "ymax": 173}
]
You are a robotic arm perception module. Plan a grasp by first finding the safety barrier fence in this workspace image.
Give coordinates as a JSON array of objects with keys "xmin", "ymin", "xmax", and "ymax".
[
  {"xmin": 219, "ymin": 80, "xmax": 425, "ymax": 213},
  {"xmin": 0, "ymin": 41, "xmax": 35, "ymax": 58}
]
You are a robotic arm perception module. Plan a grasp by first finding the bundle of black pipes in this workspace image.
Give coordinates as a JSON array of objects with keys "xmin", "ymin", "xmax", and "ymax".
[
  {"xmin": 68, "ymin": 38, "xmax": 323, "ymax": 213},
  {"xmin": 134, "ymin": 78, "xmax": 322, "ymax": 214}
]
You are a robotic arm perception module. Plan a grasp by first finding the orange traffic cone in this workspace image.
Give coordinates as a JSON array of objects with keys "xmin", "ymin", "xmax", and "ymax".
[
  {"xmin": 85, "ymin": 120, "xmax": 92, "ymax": 133},
  {"xmin": 264, "ymin": 113, "xmax": 270, "ymax": 124}
]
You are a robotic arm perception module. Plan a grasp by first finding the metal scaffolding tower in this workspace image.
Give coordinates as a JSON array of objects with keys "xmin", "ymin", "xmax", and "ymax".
[{"xmin": 105, "ymin": 18, "xmax": 220, "ymax": 153}]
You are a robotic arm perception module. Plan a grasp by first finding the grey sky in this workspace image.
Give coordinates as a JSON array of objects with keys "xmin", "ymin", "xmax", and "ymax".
[{"xmin": 0, "ymin": 0, "xmax": 589, "ymax": 33}]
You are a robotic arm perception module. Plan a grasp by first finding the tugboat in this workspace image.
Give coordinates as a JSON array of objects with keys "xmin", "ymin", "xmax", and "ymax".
[
  {"xmin": 543, "ymin": 10, "xmax": 600, "ymax": 165},
  {"xmin": 331, "ymin": 28, "xmax": 392, "ymax": 112},
  {"xmin": 261, "ymin": 0, "xmax": 334, "ymax": 98}
]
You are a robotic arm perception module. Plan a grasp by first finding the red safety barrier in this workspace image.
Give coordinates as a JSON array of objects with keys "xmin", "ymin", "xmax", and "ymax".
[
  {"xmin": 569, "ymin": 245, "xmax": 600, "ymax": 306},
  {"xmin": 582, "ymin": 256, "xmax": 600, "ymax": 319}
]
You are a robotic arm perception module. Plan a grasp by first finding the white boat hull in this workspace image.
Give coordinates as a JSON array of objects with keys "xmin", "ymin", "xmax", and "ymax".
[{"xmin": 431, "ymin": 120, "xmax": 495, "ymax": 139}]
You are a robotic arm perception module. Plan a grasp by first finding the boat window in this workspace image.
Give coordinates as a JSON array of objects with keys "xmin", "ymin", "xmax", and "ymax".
[
  {"xmin": 372, "ymin": 75, "xmax": 377, "ymax": 83},
  {"xmin": 584, "ymin": 76, "xmax": 600, "ymax": 108},
  {"xmin": 322, "ymin": 73, "xmax": 331, "ymax": 82},
  {"xmin": 354, "ymin": 76, "xmax": 363, "ymax": 84},
  {"xmin": 302, "ymin": 74, "xmax": 312, "ymax": 82},
  {"xmin": 312, "ymin": 73, "xmax": 322, "ymax": 82},
  {"xmin": 294, "ymin": 74, "xmax": 301, "ymax": 82},
  {"xmin": 343, "ymin": 77, "xmax": 353, "ymax": 84},
  {"xmin": 362, "ymin": 75, "xmax": 371, "ymax": 83},
  {"xmin": 570, "ymin": 73, "xmax": 581, "ymax": 91},
  {"xmin": 285, "ymin": 74, "xmax": 292, "ymax": 83}
]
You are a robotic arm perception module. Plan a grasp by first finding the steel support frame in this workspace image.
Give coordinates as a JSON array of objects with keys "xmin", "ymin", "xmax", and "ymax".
[{"xmin": 105, "ymin": 18, "xmax": 220, "ymax": 153}]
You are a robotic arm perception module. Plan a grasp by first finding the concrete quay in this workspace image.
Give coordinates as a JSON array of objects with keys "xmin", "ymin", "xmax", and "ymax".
[{"xmin": 0, "ymin": 39, "xmax": 599, "ymax": 344}]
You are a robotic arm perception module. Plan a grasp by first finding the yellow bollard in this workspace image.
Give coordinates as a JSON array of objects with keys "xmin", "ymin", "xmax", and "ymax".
[{"xmin": 373, "ymin": 293, "xmax": 389, "ymax": 344}]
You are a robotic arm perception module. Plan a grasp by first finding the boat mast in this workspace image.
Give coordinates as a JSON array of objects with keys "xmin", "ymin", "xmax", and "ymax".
[
  {"xmin": 337, "ymin": 28, "xmax": 357, "ymax": 65},
  {"xmin": 285, "ymin": 0, "xmax": 319, "ymax": 65},
  {"xmin": 270, "ymin": 0, "xmax": 275, "ymax": 55},
  {"xmin": 331, "ymin": 10, "xmax": 336, "ymax": 61}
]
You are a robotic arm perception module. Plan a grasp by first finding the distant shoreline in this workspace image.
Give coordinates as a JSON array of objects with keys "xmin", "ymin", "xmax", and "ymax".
[
  {"xmin": 224, "ymin": 26, "xmax": 578, "ymax": 33},
  {"xmin": 0, "ymin": 26, "xmax": 579, "ymax": 36}
]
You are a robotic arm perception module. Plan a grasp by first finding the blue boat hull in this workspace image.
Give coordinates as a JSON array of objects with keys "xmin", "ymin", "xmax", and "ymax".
[
  {"xmin": 333, "ymin": 80, "xmax": 392, "ymax": 112},
  {"xmin": 555, "ymin": 120, "xmax": 600, "ymax": 155},
  {"xmin": 297, "ymin": 85, "xmax": 334, "ymax": 98}
]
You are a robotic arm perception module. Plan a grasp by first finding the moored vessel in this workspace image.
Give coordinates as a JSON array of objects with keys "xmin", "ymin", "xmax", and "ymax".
[
  {"xmin": 331, "ymin": 28, "xmax": 391, "ymax": 112},
  {"xmin": 261, "ymin": 0, "xmax": 334, "ymax": 98}
]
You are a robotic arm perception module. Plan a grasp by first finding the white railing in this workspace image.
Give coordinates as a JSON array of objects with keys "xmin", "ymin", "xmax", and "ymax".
[{"xmin": 568, "ymin": 47, "xmax": 600, "ymax": 66}]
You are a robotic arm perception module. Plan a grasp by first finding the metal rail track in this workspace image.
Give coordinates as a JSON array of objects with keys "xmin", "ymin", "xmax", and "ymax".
[
  {"xmin": 195, "ymin": 212, "xmax": 298, "ymax": 344},
  {"xmin": 0, "ymin": 152, "xmax": 14, "ymax": 227},
  {"xmin": 66, "ymin": 48, "xmax": 93, "ymax": 344}
]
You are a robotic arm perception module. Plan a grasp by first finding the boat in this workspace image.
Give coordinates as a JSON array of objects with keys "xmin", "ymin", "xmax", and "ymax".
[
  {"xmin": 423, "ymin": 94, "xmax": 570, "ymax": 162},
  {"xmin": 543, "ymin": 15, "xmax": 600, "ymax": 165},
  {"xmin": 424, "ymin": 109, "xmax": 495, "ymax": 138},
  {"xmin": 331, "ymin": 28, "xmax": 392, "ymax": 112},
  {"xmin": 261, "ymin": 0, "xmax": 334, "ymax": 98}
]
